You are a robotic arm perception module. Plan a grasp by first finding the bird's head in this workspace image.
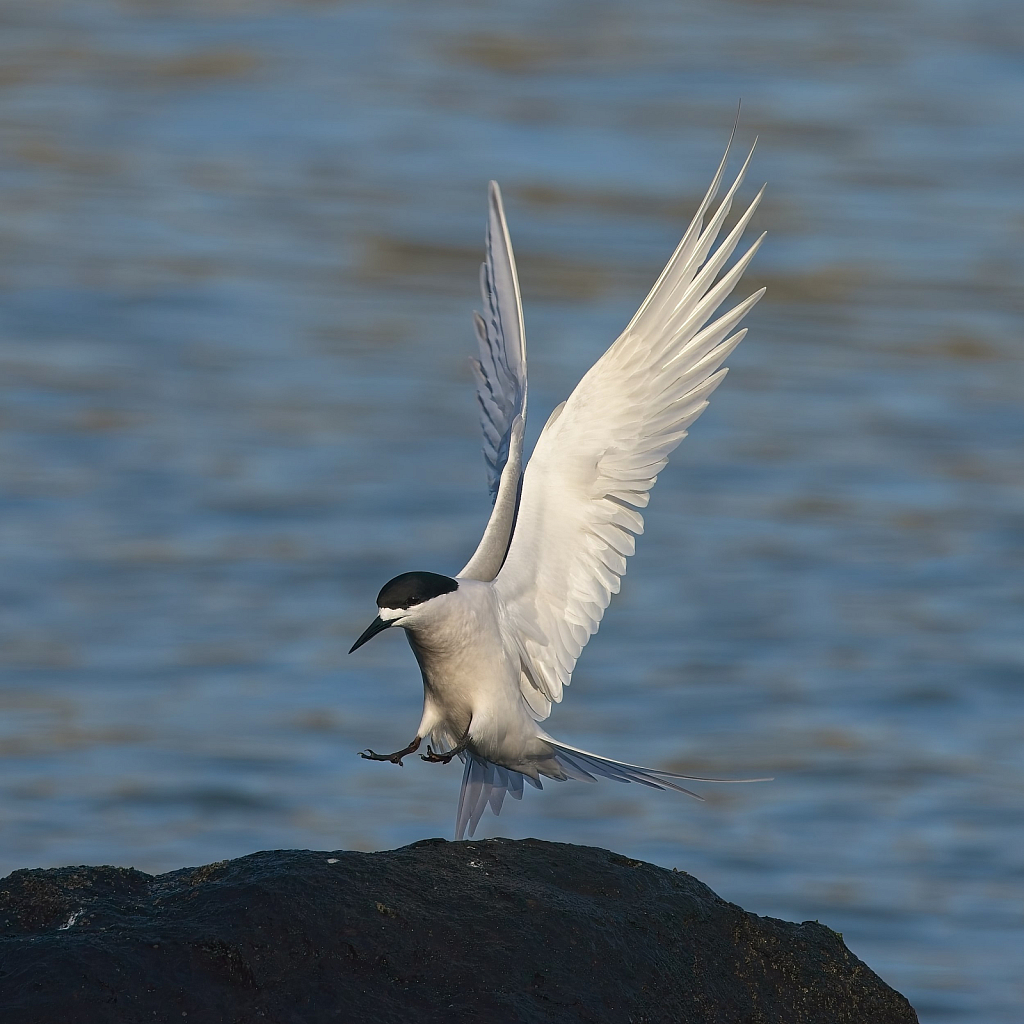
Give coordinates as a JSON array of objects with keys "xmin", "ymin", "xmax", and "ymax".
[{"xmin": 349, "ymin": 571, "xmax": 460, "ymax": 652}]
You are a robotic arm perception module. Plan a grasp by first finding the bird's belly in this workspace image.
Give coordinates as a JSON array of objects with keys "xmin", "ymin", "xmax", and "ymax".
[{"xmin": 414, "ymin": 640, "xmax": 536, "ymax": 762}]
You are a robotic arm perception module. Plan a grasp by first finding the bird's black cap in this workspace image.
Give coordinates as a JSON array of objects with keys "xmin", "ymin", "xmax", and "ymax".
[{"xmin": 377, "ymin": 571, "xmax": 458, "ymax": 610}]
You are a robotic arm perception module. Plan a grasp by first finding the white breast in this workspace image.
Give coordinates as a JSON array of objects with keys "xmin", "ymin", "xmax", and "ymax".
[{"xmin": 406, "ymin": 580, "xmax": 537, "ymax": 761}]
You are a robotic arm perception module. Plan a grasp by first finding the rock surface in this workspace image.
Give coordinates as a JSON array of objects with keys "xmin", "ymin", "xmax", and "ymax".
[{"xmin": 0, "ymin": 838, "xmax": 917, "ymax": 1024}]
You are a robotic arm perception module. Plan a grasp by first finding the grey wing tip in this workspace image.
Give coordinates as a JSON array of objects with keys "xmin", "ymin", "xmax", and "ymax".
[{"xmin": 488, "ymin": 180, "xmax": 507, "ymax": 218}]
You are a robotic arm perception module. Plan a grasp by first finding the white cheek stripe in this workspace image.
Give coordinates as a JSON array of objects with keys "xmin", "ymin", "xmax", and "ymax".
[{"xmin": 378, "ymin": 607, "xmax": 404, "ymax": 622}]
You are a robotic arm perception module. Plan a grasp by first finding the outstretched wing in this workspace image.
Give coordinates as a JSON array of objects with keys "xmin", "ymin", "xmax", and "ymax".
[
  {"xmin": 459, "ymin": 182, "xmax": 529, "ymax": 582},
  {"xmin": 494, "ymin": 140, "xmax": 765, "ymax": 719}
]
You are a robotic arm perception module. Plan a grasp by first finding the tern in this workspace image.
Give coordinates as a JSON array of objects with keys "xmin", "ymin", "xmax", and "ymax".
[{"xmin": 351, "ymin": 131, "xmax": 770, "ymax": 839}]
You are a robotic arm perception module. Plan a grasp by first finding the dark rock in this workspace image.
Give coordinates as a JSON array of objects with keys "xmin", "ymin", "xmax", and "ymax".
[{"xmin": 0, "ymin": 838, "xmax": 917, "ymax": 1024}]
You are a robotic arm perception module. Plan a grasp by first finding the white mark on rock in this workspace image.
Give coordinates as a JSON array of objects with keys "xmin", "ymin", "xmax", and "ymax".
[
  {"xmin": 326, "ymin": 858, "xmax": 339, "ymax": 864},
  {"xmin": 58, "ymin": 910, "xmax": 81, "ymax": 930},
  {"xmin": 467, "ymin": 860, "xmax": 482, "ymax": 868}
]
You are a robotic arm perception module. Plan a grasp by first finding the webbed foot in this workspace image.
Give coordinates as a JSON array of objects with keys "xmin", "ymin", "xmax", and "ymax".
[
  {"xmin": 420, "ymin": 742, "xmax": 465, "ymax": 764},
  {"xmin": 359, "ymin": 737, "xmax": 421, "ymax": 766}
]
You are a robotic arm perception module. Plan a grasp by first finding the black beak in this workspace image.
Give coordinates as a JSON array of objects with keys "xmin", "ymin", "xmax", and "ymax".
[{"xmin": 349, "ymin": 614, "xmax": 391, "ymax": 653}]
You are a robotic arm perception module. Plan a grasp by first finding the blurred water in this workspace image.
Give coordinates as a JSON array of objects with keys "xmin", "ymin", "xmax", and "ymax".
[{"xmin": 1, "ymin": 0, "xmax": 1023, "ymax": 1019}]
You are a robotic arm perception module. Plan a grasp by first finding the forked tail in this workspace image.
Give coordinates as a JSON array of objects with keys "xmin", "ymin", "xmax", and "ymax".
[{"xmin": 455, "ymin": 742, "xmax": 771, "ymax": 840}]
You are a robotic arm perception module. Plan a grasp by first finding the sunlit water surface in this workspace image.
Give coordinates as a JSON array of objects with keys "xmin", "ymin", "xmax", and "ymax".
[{"xmin": 0, "ymin": 2, "xmax": 1022, "ymax": 1020}]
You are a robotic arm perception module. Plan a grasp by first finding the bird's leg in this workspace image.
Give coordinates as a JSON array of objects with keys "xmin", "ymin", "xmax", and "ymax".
[
  {"xmin": 421, "ymin": 737, "xmax": 469, "ymax": 764},
  {"xmin": 359, "ymin": 736, "xmax": 421, "ymax": 766}
]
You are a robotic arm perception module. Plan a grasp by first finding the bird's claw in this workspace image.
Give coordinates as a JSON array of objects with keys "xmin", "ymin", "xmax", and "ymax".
[
  {"xmin": 359, "ymin": 748, "xmax": 407, "ymax": 766},
  {"xmin": 420, "ymin": 744, "xmax": 456, "ymax": 764},
  {"xmin": 359, "ymin": 737, "xmax": 421, "ymax": 766}
]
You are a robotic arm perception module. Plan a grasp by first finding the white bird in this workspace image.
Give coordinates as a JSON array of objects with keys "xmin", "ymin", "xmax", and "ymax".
[{"xmin": 350, "ymin": 131, "xmax": 770, "ymax": 839}]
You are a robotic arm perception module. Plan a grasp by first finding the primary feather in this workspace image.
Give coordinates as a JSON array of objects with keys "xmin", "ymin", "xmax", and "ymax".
[{"xmin": 459, "ymin": 182, "xmax": 529, "ymax": 583}]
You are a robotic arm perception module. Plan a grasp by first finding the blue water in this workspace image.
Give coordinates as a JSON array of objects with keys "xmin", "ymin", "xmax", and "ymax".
[{"xmin": 1, "ymin": 1, "xmax": 1023, "ymax": 1019}]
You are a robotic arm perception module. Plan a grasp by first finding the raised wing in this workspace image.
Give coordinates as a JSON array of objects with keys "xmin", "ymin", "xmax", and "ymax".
[
  {"xmin": 459, "ymin": 182, "xmax": 528, "ymax": 582},
  {"xmin": 494, "ymin": 140, "xmax": 765, "ymax": 719}
]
